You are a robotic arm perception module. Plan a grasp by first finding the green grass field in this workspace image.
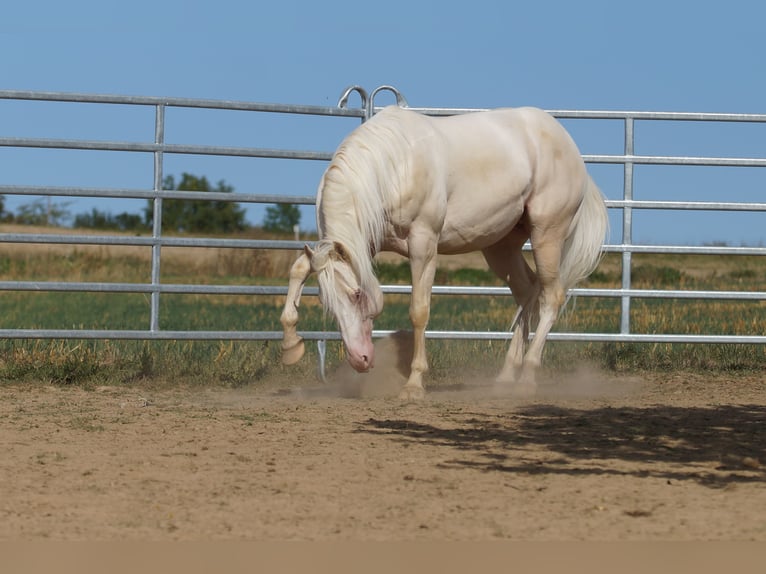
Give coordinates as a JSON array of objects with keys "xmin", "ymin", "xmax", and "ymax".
[{"xmin": 1, "ymin": 239, "xmax": 764, "ymax": 387}]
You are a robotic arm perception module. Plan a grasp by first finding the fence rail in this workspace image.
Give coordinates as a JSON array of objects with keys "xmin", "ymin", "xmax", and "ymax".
[{"xmin": 1, "ymin": 86, "xmax": 765, "ymax": 350}]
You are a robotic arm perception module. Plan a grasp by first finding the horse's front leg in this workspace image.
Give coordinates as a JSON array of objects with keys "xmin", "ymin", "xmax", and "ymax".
[
  {"xmin": 280, "ymin": 252, "xmax": 312, "ymax": 365},
  {"xmin": 400, "ymin": 232, "xmax": 438, "ymax": 401}
]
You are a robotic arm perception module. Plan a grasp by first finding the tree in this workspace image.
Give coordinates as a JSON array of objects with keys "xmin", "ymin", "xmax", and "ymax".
[
  {"xmin": 114, "ymin": 212, "xmax": 145, "ymax": 231},
  {"xmin": 74, "ymin": 208, "xmax": 147, "ymax": 231},
  {"xmin": 15, "ymin": 198, "xmax": 71, "ymax": 226},
  {"xmin": 0, "ymin": 195, "xmax": 12, "ymax": 223},
  {"xmin": 262, "ymin": 203, "xmax": 301, "ymax": 234},
  {"xmin": 144, "ymin": 173, "xmax": 247, "ymax": 233}
]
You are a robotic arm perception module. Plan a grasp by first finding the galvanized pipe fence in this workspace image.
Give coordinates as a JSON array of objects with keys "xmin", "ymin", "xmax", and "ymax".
[{"xmin": 1, "ymin": 86, "xmax": 765, "ymax": 361}]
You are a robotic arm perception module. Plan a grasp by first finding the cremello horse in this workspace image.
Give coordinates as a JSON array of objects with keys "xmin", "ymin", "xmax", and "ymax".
[{"xmin": 280, "ymin": 105, "xmax": 608, "ymax": 400}]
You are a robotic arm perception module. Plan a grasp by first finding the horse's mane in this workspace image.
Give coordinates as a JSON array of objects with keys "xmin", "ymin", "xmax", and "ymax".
[{"xmin": 317, "ymin": 107, "xmax": 414, "ymax": 294}]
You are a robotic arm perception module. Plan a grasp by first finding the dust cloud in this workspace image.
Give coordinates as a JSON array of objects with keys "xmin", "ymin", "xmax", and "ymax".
[
  {"xmin": 523, "ymin": 364, "xmax": 643, "ymax": 402},
  {"xmin": 326, "ymin": 330, "xmax": 414, "ymax": 398},
  {"xmin": 293, "ymin": 330, "xmax": 640, "ymax": 402}
]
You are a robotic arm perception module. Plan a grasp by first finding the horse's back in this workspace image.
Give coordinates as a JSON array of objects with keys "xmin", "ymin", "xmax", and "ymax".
[
  {"xmin": 349, "ymin": 105, "xmax": 589, "ymax": 253},
  {"xmin": 438, "ymin": 106, "xmax": 580, "ymax": 157},
  {"xmin": 370, "ymin": 105, "xmax": 579, "ymax": 166}
]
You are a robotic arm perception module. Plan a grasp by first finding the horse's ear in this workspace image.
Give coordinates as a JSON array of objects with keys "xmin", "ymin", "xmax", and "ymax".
[{"xmin": 333, "ymin": 241, "xmax": 350, "ymax": 263}]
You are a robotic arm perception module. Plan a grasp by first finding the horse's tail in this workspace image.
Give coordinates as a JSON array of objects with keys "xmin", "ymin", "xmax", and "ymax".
[{"xmin": 558, "ymin": 175, "xmax": 609, "ymax": 292}]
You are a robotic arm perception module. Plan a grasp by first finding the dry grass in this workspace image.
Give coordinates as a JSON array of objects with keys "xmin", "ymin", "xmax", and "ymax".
[
  {"xmin": 0, "ymin": 223, "xmax": 301, "ymax": 283},
  {"xmin": 1, "ymin": 223, "xmax": 764, "ymax": 387}
]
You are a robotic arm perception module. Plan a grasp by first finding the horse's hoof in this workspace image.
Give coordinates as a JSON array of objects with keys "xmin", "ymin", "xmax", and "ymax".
[
  {"xmin": 281, "ymin": 338, "xmax": 305, "ymax": 365},
  {"xmin": 398, "ymin": 384, "xmax": 425, "ymax": 401}
]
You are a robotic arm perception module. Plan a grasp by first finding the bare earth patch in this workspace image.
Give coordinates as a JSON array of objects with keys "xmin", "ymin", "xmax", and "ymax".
[{"xmin": 1, "ymin": 354, "xmax": 764, "ymax": 540}]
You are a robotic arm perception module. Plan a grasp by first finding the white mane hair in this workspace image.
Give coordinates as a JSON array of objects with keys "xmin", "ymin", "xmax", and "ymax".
[
  {"xmin": 311, "ymin": 241, "xmax": 360, "ymax": 318},
  {"xmin": 316, "ymin": 106, "xmax": 414, "ymax": 295}
]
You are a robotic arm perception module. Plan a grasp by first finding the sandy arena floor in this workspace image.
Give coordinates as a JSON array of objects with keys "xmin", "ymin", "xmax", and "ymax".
[{"xmin": 1, "ymin": 339, "xmax": 764, "ymax": 541}]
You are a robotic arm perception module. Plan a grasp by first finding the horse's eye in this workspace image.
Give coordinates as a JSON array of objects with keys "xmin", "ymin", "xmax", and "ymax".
[{"xmin": 350, "ymin": 289, "xmax": 362, "ymax": 303}]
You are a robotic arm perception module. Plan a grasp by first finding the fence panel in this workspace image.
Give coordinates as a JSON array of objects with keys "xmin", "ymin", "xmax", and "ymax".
[{"xmin": 1, "ymin": 86, "xmax": 765, "ymax": 353}]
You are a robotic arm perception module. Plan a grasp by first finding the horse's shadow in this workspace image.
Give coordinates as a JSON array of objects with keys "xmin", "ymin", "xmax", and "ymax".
[{"xmin": 358, "ymin": 403, "xmax": 766, "ymax": 488}]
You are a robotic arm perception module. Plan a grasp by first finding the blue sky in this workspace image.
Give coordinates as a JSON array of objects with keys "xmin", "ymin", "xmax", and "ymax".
[{"xmin": 2, "ymin": 0, "xmax": 765, "ymax": 245}]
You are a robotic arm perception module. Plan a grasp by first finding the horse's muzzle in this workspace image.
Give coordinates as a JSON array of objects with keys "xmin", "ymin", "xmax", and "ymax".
[{"xmin": 346, "ymin": 344, "xmax": 375, "ymax": 373}]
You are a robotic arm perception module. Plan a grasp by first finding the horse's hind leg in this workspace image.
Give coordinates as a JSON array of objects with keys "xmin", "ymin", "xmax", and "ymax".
[
  {"xmin": 500, "ymin": 254, "xmax": 539, "ymax": 385},
  {"xmin": 518, "ymin": 229, "xmax": 568, "ymax": 392},
  {"xmin": 482, "ymin": 230, "xmax": 538, "ymax": 385}
]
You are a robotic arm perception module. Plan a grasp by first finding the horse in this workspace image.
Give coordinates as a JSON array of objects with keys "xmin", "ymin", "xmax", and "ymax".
[{"xmin": 280, "ymin": 105, "xmax": 608, "ymax": 400}]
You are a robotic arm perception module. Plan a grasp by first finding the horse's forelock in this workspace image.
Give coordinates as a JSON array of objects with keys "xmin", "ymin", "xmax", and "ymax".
[
  {"xmin": 314, "ymin": 240, "xmax": 381, "ymax": 320},
  {"xmin": 316, "ymin": 257, "xmax": 353, "ymax": 319}
]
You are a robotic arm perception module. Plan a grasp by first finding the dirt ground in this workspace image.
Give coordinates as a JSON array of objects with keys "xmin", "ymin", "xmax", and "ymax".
[{"xmin": 1, "ymin": 336, "xmax": 765, "ymax": 541}]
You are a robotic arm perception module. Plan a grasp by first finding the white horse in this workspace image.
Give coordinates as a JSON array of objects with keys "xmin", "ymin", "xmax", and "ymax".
[{"xmin": 280, "ymin": 105, "xmax": 608, "ymax": 400}]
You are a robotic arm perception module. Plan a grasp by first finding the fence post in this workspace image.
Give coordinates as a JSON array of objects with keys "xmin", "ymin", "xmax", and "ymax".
[
  {"xmin": 150, "ymin": 104, "xmax": 165, "ymax": 333},
  {"xmin": 620, "ymin": 117, "xmax": 635, "ymax": 335}
]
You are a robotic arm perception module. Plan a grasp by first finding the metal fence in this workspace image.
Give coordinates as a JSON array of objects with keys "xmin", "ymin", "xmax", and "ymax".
[{"xmin": 1, "ymin": 85, "xmax": 765, "ymax": 352}]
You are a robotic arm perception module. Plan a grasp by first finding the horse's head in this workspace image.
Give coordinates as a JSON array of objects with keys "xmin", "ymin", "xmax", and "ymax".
[{"xmin": 307, "ymin": 240, "xmax": 383, "ymax": 372}]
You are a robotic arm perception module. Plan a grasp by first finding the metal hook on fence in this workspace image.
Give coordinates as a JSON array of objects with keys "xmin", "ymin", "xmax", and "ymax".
[
  {"xmin": 337, "ymin": 85, "xmax": 369, "ymax": 113},
  {"xmin": 338, "ymin": 85, "xmax": 408, "ymax": 121},
  {"xmin": 367, "ymin": 85, "xmax": 408, "ymax": 119}
]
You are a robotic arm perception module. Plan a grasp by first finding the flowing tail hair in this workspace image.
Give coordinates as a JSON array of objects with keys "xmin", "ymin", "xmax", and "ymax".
[{"xmin": 558, "ymin": 175, "xmax": 609, "ymax": 293}]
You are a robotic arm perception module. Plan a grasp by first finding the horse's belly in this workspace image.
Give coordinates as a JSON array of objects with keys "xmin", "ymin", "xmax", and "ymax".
[{"xmin": 437, "ymin": 205, "xmax": 524, "ymax": 254}]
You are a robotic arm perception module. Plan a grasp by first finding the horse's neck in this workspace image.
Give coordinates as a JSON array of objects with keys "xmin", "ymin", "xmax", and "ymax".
[
  {"xmin": 320, "ymin": 168, "xmax": 385, "ymax": 254},
  {"xmin": 318, "ymin": 118, "xmax": 410, "ymax": 289}
]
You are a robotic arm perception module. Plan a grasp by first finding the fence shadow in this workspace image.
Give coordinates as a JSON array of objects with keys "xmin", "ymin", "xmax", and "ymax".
[{"xmin": 358, "ymin": 403, "xmax": 766, "ymax": 488}]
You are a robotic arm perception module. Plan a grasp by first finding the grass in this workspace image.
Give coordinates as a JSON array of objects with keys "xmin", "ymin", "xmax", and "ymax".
[{"xmin": 1, "ymin": 231, "xmax": 765, "ymax": 387}]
